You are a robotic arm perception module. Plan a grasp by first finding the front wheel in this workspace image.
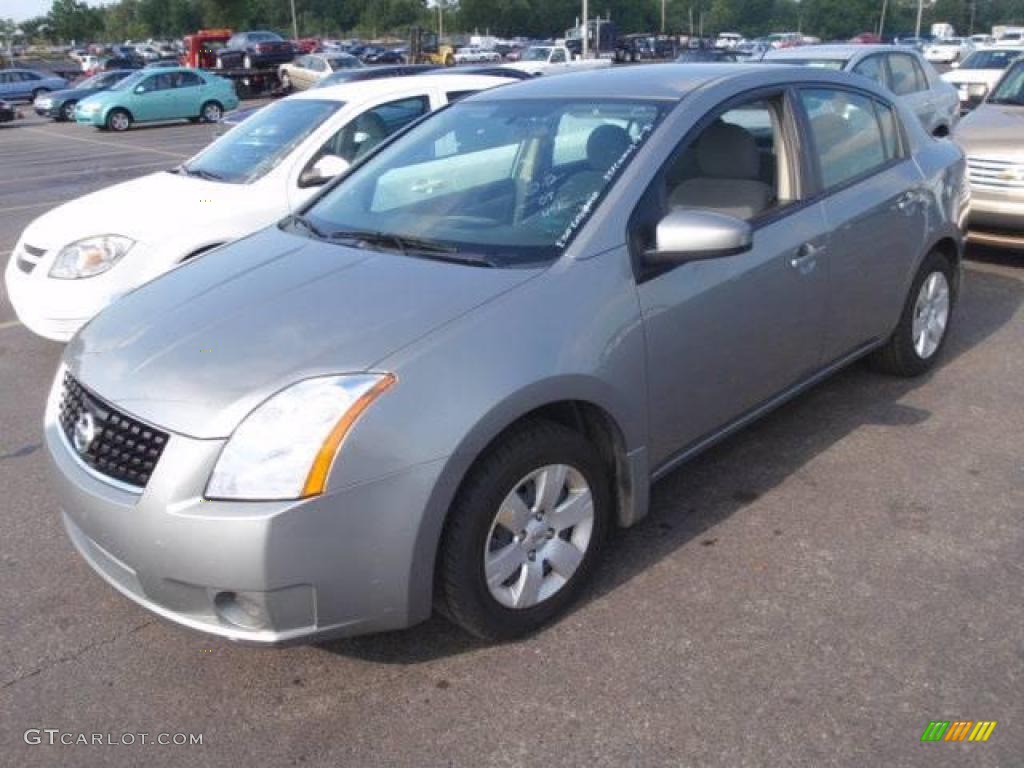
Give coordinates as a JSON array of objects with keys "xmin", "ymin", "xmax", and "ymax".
[
  {"xmin": 437, "ymin": 420, "xmax": 611, "ymax": 640},
  {"xmin": 32, "ymin": 87, "xmax": 49, "ymax": 101},
  {"xmin": 200, "ymin": 101, "xmax": 223, "ymax": 123},
  {"xmin": 105, "ymin": 108, "xmax": 131, "ymax": 132},
  {"xmin": 280, "ymin": 71, "xmax": 291, "ymax": 91},
  {"xmin": 869, "ymin": 250, "xmax": 955, "ymax": 377},
  {"xmin": 60, "ymin": 100, "xmax": 76, "ymax": 121}
]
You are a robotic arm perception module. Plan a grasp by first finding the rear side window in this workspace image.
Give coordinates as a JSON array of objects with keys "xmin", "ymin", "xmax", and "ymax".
[
  {"xmin": 852, "ymin": 55, "xmax": 886, "ymax": 87},
  {"xmin": 801, "ymin": 89, "xmax": 891, "ymax": 189},
  {"xmin": 446, "ymin": 90, "xmax": 478, "ymax": 103},
  {"xmin": 874, "ymin": 101, "xmax": 902, "ymax": 161},
  {"xmin": 177, "ymin": 72, "xmax": 203, "ymax": 88},
  {"xmin": 887, "ymin": 54, "xmax": 924, "ymax": 94}
]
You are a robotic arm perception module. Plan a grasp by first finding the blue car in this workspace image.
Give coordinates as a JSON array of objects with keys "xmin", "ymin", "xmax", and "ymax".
[
  {"xmin": 0, "ymin": 68, "xmax": 69, "ymax": 103},
  {"xmin": 34, "ymin": 69, "xmax": 135, "ymax": 121}
]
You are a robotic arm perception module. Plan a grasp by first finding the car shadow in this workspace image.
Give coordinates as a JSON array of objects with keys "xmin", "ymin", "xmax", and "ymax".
[{"xmin": 318, "ymin": 262, "xmax": 1022, "ymax": 664}]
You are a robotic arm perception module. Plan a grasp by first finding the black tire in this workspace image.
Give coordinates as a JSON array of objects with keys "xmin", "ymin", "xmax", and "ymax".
[
  {"xmin": 869, "ymin": 250, "xmax": 956, "ymax": 377},
  {"xmin": 59, "ymin": 100, "xmax": 76, "ymax": 121},
  {"xmin": 280, "ymin": 71, "xmax": 291, "ymax": 91},
  {"xmin": 437, "ymin": 419, "xmax": 611, "ymax": 641},
  {"xmin": 105, "ymin": 108, "xmax": 131, "ymax": 132},
  {"xmin": 199, "ymin": 101, "xmax": 223, "ymax": 123}
]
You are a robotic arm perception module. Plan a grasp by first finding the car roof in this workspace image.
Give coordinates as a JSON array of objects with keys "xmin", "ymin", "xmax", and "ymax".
[
  {"xmin": 292, "ymin": 73, "xmax": 518, "ymax": 103},
  {"xmin": 473, "ymin": 63, "xmax": 820, "ymax": 101},
  {"xmin": 764, "ymin": 44, "xmax": 896, "ymax": 60}
]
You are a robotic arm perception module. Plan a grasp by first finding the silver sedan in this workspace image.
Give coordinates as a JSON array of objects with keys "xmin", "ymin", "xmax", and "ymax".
[{"xmin": 46, "ymin": 65, "xmax": 968, "ymax": 643}]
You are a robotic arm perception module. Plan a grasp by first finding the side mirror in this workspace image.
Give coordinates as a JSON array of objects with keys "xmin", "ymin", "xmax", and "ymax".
[
  {"xmin": 299, "ymin": 154, "xmax": 350, "ymax": 188},
  {"xmin": 951, "ymin": 61, "xmax": 960, "ymax": 69},
  {"xmin": 134, "ymin": 85, "xmax": 146, "ymax": 93},
  {"xmin": 645, "ymin": 209, "xmax": 753, "ymax": 267}
]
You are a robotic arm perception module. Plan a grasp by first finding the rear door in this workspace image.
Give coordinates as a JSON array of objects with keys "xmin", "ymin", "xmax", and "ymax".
[
  {"xmin": 170, "ymin": 71, "xmax": 204, "ymax": 118},
  {"xmin": 131, "ymin": 73, "xmax": 175, "ymax": 120},
  {"xmin": 797, "ymin": 86, "xmax": 928, "ymax": 361},
  {"xmin": 885, "ymin": 52, "xmax": 935, "ymax": 132}
]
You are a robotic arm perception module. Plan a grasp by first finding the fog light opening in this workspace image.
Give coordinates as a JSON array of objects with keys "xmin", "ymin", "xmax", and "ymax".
[{"xmin": 213, "ymin": 590, "xmax": 269, "ymax": 630}]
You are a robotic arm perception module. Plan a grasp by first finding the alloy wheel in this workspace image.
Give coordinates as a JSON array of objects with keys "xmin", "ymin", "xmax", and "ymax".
[
  {"xmin": 483, "ymin": 464, "xmax": 594, "ymax": 609},
  {"xmin": 912, "ymin": 271, "xmax": 950, "ymax": 359}
]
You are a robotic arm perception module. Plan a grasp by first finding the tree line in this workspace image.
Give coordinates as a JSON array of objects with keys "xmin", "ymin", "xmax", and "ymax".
[{"xmin": 8, "ymin": 0, "xmax": 1024, "ymax": 46}]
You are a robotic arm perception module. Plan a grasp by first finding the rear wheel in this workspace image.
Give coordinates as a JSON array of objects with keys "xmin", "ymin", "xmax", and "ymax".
[
  {"xmin": 200, "ymin": 101, "xmax": 223, "ymax": 123},
  {"xmin": 106, "ymin": 108, "xmax": 131, "ymax": 132},
  {"xmin": 32, "ymin": 87, "xmax": 49, "ymax": 101},
  {"xmin": 280, "ymin": 71, "xmax": 291, "ymax": 91},
  {"xmin": 437, "ymin": 420, "xmax": 611, "ymax": 640},
  {"xmin": 869, "ymin": 250, "xmax": 955, "ymax": 377},
  {"xmin": 59, "ymin": 100, "xmax": 76, "ymax": 121}
]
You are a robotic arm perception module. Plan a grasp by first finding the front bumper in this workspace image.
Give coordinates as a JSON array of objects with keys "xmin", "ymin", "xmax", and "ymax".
[
  {"xmin": 74, "ymin": 108, "xmax": 104, "ymax": 126},
  {"xmin": 967, "ymin": 187, "xmax": 1024, "ymax": 248},
  {"xmin": 4, "ymin": 249, "xmax": 126, "ymax": 342},
  {"xmin": 45, "ymin": 374, "xmax": 443, "ymax": 643}
]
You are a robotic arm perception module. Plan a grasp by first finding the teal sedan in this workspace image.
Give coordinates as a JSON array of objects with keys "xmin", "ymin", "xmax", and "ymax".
[{"xmin": 74, "ymin": 67, "xmax": 239, "ymax": 131}]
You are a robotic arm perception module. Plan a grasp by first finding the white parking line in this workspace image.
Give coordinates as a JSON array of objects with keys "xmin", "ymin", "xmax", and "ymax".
[
  {"xmin": 19, "ymin": 127, "xmax": 191, "ymax": 159},
  {"xmin": 0, "ymin": 319, "xmax": 21, "ymax": 331},
  {"xmin": 0, "ymin": 200, "xmax": 65, "ymax": 214},
  {"xmin": 0, "ymin": 161, "xmax": 172, "ymax": 186}
]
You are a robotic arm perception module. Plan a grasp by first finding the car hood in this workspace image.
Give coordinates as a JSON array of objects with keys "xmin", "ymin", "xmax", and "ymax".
[
  {"xmin": 66, "ymin": 226, "xmax": 540, "ymax": 438},
  {"xmin": 955, "ymin": 104, "xmax": 1024, "ymax": 156},
  {"xmin": 22, "ymin": 171, "xmax": 255, "ymax": 251},
  {"xmin": 44, "ymin": 86, "xmax": 102, "ymax": 101}
]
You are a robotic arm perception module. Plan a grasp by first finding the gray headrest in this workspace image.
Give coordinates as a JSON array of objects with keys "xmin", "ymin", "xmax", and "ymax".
[
  {"xmin": 696, "ymin": 121, "xmax": 759, "ymax": 179},
  {"xmin": 587, "ymin": 124, "xmax": 631, "ymax": 173}
]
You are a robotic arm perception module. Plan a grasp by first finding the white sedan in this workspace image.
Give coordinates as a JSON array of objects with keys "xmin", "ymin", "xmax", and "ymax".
[
  {"xmin": 924, "ymin": 38, "xmax": 973, "ymax": 64},
  {"xmin": 942, "ymin": 46, "xmax": 1024, "ymax": 109},
  {"xmin": 454, "ymin": 47, "xmax": 502, "ymax": 64},
  {"xmin": 5, "ymin": 74, "xmax": 514, "ymax": 341}
]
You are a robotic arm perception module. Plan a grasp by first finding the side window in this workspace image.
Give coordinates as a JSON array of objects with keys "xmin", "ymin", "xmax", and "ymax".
[
  {"xmin": 550, "ymin": 49, "xmax": 567, "ymax": 63},
  {"xmin": 801, "ymin": 89, "xmax": 890, "ymax": 189},
  {"xmin": 177, "ymin": 72, "xmax": 203, "ymax": 88},
  {"xmin": 887, "ymin": 54, "xmax": 923, "ymax": 95},
  {"xmin": 629, "ymin": 93, "xmax": 795, "ymax": 258},
  {"xmin": 306, "ymin": 95, "xmax": 430, "ymax": 169},
  {"xmin": 874, "ymin": 101, "xmax": 903, "ymax": 161},
  {"xmin": 852, "ymin": 56, "xmax": 886, "ymax": 87},
  {"xmin": 446, "ymin": 90, "xmax": 478, "ymax": 103},
  {"xmin": 910, "ymin": 57, "xmax": 931, "ymax": 89},
  {"xmin": 137, "ymin": 76, "xmax": 161, "ymax": 93},
  {"xmin": 311, "ymin": 58, "xmax": 326, "ymax": 72}
]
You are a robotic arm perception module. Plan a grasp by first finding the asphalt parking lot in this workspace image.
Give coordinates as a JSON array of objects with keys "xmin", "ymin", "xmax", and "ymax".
[{"xmin": 1, "ymin": 109, "xmax": 1022, "ymax": 767}]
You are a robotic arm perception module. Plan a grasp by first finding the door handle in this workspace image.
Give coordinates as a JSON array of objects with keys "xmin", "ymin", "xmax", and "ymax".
[
  {"xmin": 790, "ymin": 242, "xmax": 822, "ymax": 271},
  {"xmin": 895, "ymin": 192, "xmax": 916, "ymax": 212}
]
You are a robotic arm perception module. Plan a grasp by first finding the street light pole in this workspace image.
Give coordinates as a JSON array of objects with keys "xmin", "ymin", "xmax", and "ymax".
[
  {"xmin": 915, "ymin": 0, "xmax": 924, "ymax": 37},
  {"xmin": 290, "ymin": 0, "xmax": 298, "ymax": 42},
  {"xmin": 661, "ymin": 0, "xmax": 667, "ymax": 34},
  {"xmin": 878, "ymin": 0, "xmax": 889, "ymax": 37},
  {"xmin": 582, "ymin": 0, "xmax": 589, "ymax": 58}
]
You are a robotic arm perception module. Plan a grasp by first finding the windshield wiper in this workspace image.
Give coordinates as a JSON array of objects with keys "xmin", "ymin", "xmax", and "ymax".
[
  {"xmin": 281, "ymin": 213, "xmax": 330, "ymax": 239},
  {"xmin": 174, "ymin": 165, "xmax": 225, "ymax": 181},
  {"xmin": 324, "ymin": 229, "xmax": 497, "ymax": 267}
]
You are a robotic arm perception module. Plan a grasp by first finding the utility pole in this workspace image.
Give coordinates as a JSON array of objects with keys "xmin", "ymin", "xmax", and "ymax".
[
  {"xmin": 661, "ymin": 0, "xmax": 667, "ymax": 34},
  {"xmin": 915, "ymin": 0, "xmax": 924, "ymax": 37},
  {"xmin": 878, "ymin": 0, "xmax": 889, "ymax": 37},
  {"xmin": 290, "ymin": 0, "xmax": 298, "ymax": 41},
  {"xmin": 438, "ymin": 1, "xmax": 444, "ymax": 41},
  {"xmin": 582, "ymin": 0, "xmax": 589, "ymax": 58}
]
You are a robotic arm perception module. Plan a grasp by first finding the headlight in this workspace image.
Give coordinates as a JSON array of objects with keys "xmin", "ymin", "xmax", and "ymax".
[
  {"xmin": 206, "ymin": 374, "xmax": 395, "ymax": 501},
  {"xmin": 79, "ymin": 102, "xmax": 101, "ymax": 113},
  {"xmin": 48, "ymin": 235, "xmax": 134, "ymax": 279},
  {"xmin": 967, "ymin": 83, "xmax": 988, "ymax": 98}
]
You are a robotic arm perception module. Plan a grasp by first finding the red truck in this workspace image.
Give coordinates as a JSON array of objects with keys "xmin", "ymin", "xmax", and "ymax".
[{"xmin": 180, "ymin": 29, "xmax": 284, "ymax": 97}]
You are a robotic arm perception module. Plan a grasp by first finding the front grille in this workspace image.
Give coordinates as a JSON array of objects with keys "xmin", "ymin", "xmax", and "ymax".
[
  {"xmin": 967, "ymin": 156, "xmax": 1024, "ymax": 192},
  {"xmin": 58, "ymin": 373, "xmax": 168, "ymax": 489},
  {"xmin": 15, "ymin": 243, "xmax": 45, "ymax": 274}
]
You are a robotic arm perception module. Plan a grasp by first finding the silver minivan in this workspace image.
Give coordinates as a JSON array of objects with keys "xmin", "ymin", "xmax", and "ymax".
[{"xmin": 46, "ymin": 66, "xmax": 967, "ymax": 643}]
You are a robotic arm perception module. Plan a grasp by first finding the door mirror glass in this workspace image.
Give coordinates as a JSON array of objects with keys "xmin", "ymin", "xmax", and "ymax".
[
  {"xmin": 299, "ymin": 154, "xmax": 350, "ymax": 187},
  {"xmin": 134, "ymin": 85, "xmax": 146, "ymax": 94},
  {"xmin": 645, "ymin": 209, "xmax": 752, "ymax": 266}
]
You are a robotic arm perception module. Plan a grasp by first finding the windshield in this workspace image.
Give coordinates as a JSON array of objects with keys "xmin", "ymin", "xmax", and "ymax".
[
  {"xmin": 522, "ymin": 47, "xmax": 551, "ymax": 61},
  {"xmin": 300, "ymin": 98, "xmax": 666, "ymax": 266},
  {"xmin": 107, "ymin": 70, "xmax": 147, "ymax": 91},
  {"xmin": 328, "ymin": 56, "xmax": 361, "ymax": 71},
  {"xmin": 989, "ymin": 61, "xmax": 1024, "ymax": 103},
  {"xmin": 180, "ymin": 99, "xmax": 343, "ymax": 184},
  {"xmin": 960, "ymin": 49, "xmax": 1022, "ymax": 69}
]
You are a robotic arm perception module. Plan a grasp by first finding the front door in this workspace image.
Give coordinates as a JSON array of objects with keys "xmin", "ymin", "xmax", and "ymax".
[{"xmin": 632, "ymin": 91, "xmax": 831, "ymax": 467}]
